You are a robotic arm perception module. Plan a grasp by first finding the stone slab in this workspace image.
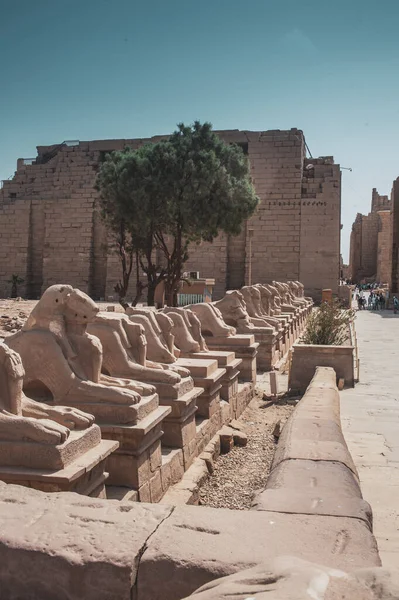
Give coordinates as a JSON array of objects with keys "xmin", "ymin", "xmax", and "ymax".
[
  {"xmin": 253, "ymin": 488, "xmax": 372, "ymax": 526},
  {"xmin": 183, "ymin": 557, "xmax": 399, "ymax": 600},
  {"xmin": 60, "ymin": 391, "xmax": 159, "ymax": 425},
  {"xmin": 267, "ymin": 458, "xmax": 362, "ymax": 497},
  {"xmin": 0, "ymin": 424, "xmax": 102, "ymax": 470},
  {"xmin": 101, "ymin": 406, "xmax": 172, "ymax": 453},
  {"xmin": 187, "ymin": 350, "xmax": 235, "ymax": 366},
  {"xmin": 0, "ymin": 439, "xmax": 118, "ymax": 486},
  {"xmin": 0, "ymin": 482, "xmax": 172, "ymax": 600},
  {"xmin": 152, "ymin": 376, "xmax": 194, "ymax": 400},
  {"xmin": 192, "ymin": 367, "xmax": 226, "ymax": 390},
  {"xmin": 205, "ymin": 334, "xmax": 256, "ymax": 347},
  {"xmin": 160, "ymin": 387, "xmax": 203, "ymax": 420},
  {"xmin": 176, "ymin": 357, "xmax": 218, "ymax": 377},
  {"xmin": 138, "ymin": 505, "xmax": 380, "ymax": 600}
]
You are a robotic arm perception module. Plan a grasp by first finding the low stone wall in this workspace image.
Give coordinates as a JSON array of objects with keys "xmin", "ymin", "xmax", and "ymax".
[
  {"xmin": 253, "ymin": 366, "xmax": 371, "ymax": 525},
  {"xmin": 289, "ymin": 343, "xmax": 355, "ymax": 393},
  {"xmin": 0, "ymin": 367, "xmax": 380, "ymax": 600}
]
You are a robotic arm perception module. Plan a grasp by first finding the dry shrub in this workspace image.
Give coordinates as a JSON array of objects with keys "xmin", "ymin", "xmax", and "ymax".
[{"xmin": 302, "ymin": 300, "xmax": 355, "ymax": 346}]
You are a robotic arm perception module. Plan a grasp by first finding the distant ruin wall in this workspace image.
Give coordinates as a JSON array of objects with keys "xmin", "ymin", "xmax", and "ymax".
[
  {"xmin": 376, "ymin": 211, "xmax": 392, "ymax": 285},
  {"xmin": 371, "ymin": 188, "xmax": 390, "ymax": 213},
  {"xmin": 349, "ymin": 187, "xmax": 393, "ymax": 285},
  {"xmin": 0, "ymin": 129, "xmax": 341, "ymax": 300}
]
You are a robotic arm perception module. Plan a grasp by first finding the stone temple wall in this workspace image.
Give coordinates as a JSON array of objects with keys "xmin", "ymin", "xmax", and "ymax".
[
  {"xmin": 376, "ymin": 210, "xmax": 392, "ymax": 286},
  {"xmin": 0, "ymin": 129, "xmax": 341, "ymax": 301},
  {"xmin": 349, "ymin": 185, "xmax": 396, "ymax": 287},
  {"xmin": 360, "ymin": 211, "xmax": 379, "ymax": 279}
]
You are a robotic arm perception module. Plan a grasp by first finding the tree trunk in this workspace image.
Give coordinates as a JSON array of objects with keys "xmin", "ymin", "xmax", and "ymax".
[{"xmin": 147, "ymin": 282, "xmax": 156, "ymax": 306}]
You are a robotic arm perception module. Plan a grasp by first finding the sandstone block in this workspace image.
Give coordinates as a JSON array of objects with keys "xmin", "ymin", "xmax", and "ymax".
[{"xmin": 137, "ymin": 505, "xmax": 380, "ymax": 600}]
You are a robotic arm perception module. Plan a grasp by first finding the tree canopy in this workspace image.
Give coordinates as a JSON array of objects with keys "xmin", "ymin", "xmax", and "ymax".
[{"xmin": 96, "ymin": 121, "xmax": 259, "ymax": 306}]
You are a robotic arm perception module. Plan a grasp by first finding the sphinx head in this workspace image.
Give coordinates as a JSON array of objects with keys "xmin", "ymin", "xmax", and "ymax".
[{"xmin": 64, "ymin": 288, "xmax": 99, "ymax": 325}]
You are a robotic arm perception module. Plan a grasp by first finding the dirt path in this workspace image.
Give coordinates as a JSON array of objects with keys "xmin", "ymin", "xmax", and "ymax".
[{"xmin": 199, "ymin": 391, "xmax": 294, "ymax": 510}]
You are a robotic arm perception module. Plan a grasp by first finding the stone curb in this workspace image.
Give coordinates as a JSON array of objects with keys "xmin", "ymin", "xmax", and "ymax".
[{"xmin": 252, "ymin": 366, "xmax": 373, "ymax": 528}]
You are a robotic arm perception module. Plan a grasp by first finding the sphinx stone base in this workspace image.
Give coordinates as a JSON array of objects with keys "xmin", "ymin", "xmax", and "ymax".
[
  {"xmin": 160, "ymin": 387, "xmax": 203, "ymax": 447},
  {"xmin": 204, "ymin": 335, "xmax": 259, "ymax": 384},
  {"xmin": 103, "ymin": 405, "xmax": 171, "ymax": 498},
  {"xmin": 184, "ymin": 351, "xmax": 242, "ymax": 404},
  {"xmin": 195, "ymin": 413, "xmax": 223, "ymax": 456},
  {"xmin": 232, "ymin": 382, "xmax": 254, "ymax": 419},
  {"xmin": 0, "ymin": 436, "xmax": 118, "ymax": 496},
  {"xmin": 176, "ymin": 358, "xmax": 226, "ymax": 419},
  {"xmin": 0, "ymin": 424, "xmax": 102, "ymax": 470},
  {"xmin": 252, "ymin": 331, "xmax": 279, "ymax": 372},
  {"xmin": 160, "ymin": 447, "xmax": 185, "ymax": 490},
  {"xmin": 150, "ymin": 376, "xmax": 195, "ymax": 400},
  {"xmin": 56, "ymin": 391, "xmax": 159, "ymax": 426}
]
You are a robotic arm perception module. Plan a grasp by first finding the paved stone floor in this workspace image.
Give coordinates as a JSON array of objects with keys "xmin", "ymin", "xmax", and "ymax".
[{"xmin": 341, "ymin": 302, "xmax": 399, "ymax": 568}]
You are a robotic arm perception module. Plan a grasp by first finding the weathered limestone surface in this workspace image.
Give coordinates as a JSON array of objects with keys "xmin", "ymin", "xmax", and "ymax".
[
  {"xmin": 0, "ymin": 481, "xmax": 172, "ymax": 600},
  {"xmin": 184, "ymin": 556, "xmax": 399, "ymax": 600},
  {"xmin": 0, "ymin": 480, "xmax": 380, "ymax": 600},
  {"xmin": 272, "ymin": 367, "xmax": 358, "ymax": 475},
  {"xmin": 253, "ymin": 367, "xmax": 372, "ymax": 530},
  {"xmin": 137, "ymin": 505, "xmax": 379, "ymax": 600}
]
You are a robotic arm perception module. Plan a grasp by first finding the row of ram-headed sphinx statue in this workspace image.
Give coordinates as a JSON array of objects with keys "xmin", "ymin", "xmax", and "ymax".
[{"xmin": 0, "ymin": 281, "xmax": 312, "ymax": 501}]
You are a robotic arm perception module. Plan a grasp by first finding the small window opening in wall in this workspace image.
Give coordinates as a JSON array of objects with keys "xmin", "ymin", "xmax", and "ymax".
[
  {"xmin": 232, "ymin": 142, "xmax": 249, "ymax": 155},
  {"xmin": 9, "ymin": 192, "xmax": 16, "ymax": 199}
]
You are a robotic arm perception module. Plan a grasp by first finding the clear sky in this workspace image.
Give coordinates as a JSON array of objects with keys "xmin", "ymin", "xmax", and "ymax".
[{"xmin": 1, "ymin": 0, "xmax": 399, "ymax": 261}]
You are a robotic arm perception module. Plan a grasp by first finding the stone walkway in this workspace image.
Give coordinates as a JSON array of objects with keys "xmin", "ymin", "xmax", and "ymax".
[{"xmin": 341, "ymin": 305, "xmax": 399, "ymax": 568}]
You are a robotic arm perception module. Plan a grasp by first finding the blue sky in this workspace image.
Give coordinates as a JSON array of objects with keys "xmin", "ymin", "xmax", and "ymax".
[{"xmin": 1, "ymin": 0, "xmax": 399, "ymax": 261}]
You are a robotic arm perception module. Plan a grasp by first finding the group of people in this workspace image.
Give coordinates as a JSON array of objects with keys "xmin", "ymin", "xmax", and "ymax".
[
  {"xmin": 355, "ymin": 283, "xmax": 399, "ymax": 315},
  {"xmin": 355, "ymin": 290, "xmax": 386, "ymax": 311}
]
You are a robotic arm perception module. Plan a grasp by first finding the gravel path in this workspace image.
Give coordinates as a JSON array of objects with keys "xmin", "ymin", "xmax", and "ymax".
[{"xmin": 199, "ymin": 393, "xmax": 294, "ymax": 510}]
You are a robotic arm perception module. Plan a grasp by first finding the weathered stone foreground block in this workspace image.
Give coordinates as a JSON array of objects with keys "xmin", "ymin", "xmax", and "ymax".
[
  {"xmin": 0, "ymin": 479, "xmax": 379, "ymax": 600},
  {"xmin": 0, "ymin": 481, "xmax": 172, "ymax": 600},
  {"xmin": 184, "ymin": 556, "xmax": 399, "ymax": 600},
  {"xmin": 137, "ymin": 505, "xmax": 379, "ymax": 600}
]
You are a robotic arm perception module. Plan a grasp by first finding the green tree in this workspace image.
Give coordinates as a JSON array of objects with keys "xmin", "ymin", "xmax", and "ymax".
[
  {"xmin": 96, "ymin": 121, "xmax": 259, "ymax": 307},
  {"xmin": 148, "ymin": 122, "xmax": 259, "ymax": 305},
  {"xmin": 96, "ymin": 146, "xmax": 168, "ymax": 306}
]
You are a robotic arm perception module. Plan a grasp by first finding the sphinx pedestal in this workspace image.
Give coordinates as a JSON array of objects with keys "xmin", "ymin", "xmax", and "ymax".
[
  {"xmin": 205, "ymin": 334, "xmax": 258, "ymax": 383},
  {"xmin": 175, "ymin": 358, "xmax": 225, "ymax": 419},
  {"xmin": 149, "ymin": 375, "xmax": 206, "ymax": 471},
  {"xmin": 0, "ymin": 424, "xmax": 118, "ymax": 497},
  {"xmin": 201, "ymin": 335, "xmax": 257, "ymax": 419},
  {"xmin": 103, "ymin": 402, "xmax": 171, "ymax": 503},
  {"xmin": 182, "ymin": 351, "xmax": 241, "ymax": 403},
  {"xmin": 175, "ymin": 357, "xmax": 227, "ymax": 456},
  {"xmin": 60, "ymin": 391, "xmax": 171, "ymax": 502}
]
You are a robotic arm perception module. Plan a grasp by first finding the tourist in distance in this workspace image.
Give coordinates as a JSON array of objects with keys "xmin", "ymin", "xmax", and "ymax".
[{"xmin": 393, "ymin": 296, "xmax": 399, "ymax": 314}]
